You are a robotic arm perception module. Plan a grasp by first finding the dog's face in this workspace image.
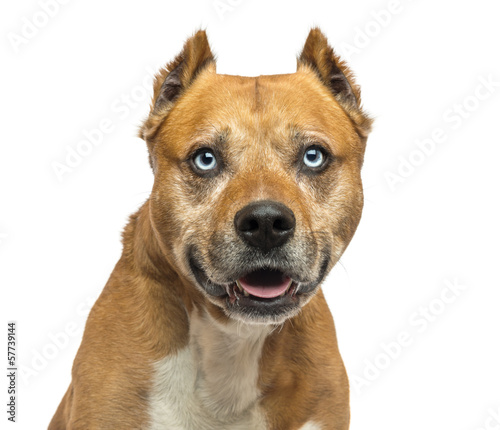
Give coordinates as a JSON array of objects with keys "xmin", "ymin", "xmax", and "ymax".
[{"xmin": 140, "ymin": 29, "xmax": 372, "ymax": 324}]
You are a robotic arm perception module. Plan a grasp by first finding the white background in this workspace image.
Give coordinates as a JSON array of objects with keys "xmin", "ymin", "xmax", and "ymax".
[{"xmin": 2, "ymin": 0, "xmax": 500, "ymax": 429}]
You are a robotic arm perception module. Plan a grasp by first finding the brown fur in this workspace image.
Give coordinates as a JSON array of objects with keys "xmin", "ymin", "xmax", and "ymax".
[{"xmin": 49, "ymin": 28, "xmax": 371, "ymax": 429}]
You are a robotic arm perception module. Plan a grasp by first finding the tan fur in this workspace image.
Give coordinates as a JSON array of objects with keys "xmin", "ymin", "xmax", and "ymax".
[{"xmin": 49, "ymin": 28, "xmax": 371, "ymax": 429}]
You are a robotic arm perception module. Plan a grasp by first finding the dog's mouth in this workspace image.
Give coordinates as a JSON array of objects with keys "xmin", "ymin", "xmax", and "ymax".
[
  {"xmin": 189, "ymin": 256, "xmax": 299, "ymax": 302},
  {"xmin": 227, "ymin": 269, "xmax": 298, "ymax": 303},
  {"xmin": 188, "ymin": 253, "xmax": 322, "ymax": 323}
]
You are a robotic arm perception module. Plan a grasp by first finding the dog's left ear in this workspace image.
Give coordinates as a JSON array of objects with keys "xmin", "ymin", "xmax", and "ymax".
[{"xmin": 298, "ymin": 28, "xmax": 372, "ymax": 137}]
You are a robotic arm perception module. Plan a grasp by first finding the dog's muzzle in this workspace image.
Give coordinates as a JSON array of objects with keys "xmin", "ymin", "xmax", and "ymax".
[{"xmin": 187, "ymin": 200, "xmax": 330, "ymax": 324}]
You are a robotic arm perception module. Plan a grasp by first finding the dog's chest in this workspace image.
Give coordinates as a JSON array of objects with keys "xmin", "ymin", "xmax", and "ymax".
[{"xmin": 147, "ymin": 312, "xmax": 270, "ymax": 430}]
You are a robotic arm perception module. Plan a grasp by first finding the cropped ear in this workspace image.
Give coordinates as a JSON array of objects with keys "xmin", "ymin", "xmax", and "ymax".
[
  {"xmin": 140, "ymin": 30, "xmax": 216, "ymax": 141},
  {"xmin": 298, "ymin": 28, "xmax": 358, "ymax": 107},
  {"xmin": 152, "ymin": 30, "xmax": 215, "ymax": 113},
  {"xmin": 297, "ymin": 28, "xmax": 372, "ymax": 137}
]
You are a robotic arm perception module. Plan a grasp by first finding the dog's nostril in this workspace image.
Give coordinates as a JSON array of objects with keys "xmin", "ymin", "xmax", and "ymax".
[
  {"xmin": 234, "ymin": 200, "xmax": 296, "ymax": 251},
  {"xmin": 240, "ymin": 218, "xmax": 259, "ymax": 232},
  {"xmin": 273, "ymin": 217, "xmax": 293, "ymax": 232}
]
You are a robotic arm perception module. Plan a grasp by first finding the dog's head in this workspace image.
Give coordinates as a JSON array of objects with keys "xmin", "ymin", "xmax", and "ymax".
[{"xmin": 140, "ymin": 29, "xmax": 372, "ymax": 324}]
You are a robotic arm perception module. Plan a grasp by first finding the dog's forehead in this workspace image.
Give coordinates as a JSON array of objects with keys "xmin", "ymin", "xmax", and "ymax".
[{"xmin": 159, "ymin": 70, "xmax": 359, "ymax": 157}]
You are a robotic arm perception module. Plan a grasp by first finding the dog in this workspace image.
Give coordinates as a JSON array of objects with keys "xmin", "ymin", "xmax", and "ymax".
[{"xmin": 49, "ymin": 28, "xmax": 372, "ymax": 430}]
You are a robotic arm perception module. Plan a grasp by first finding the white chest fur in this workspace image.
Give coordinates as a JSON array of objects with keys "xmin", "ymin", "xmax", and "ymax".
[{"xmin": 147, "ymin": 310, "xmax": 271, "ymax": 430}]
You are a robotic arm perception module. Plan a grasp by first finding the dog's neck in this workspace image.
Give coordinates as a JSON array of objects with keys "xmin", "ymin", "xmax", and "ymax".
[{"xmin": 189, "ymin": 308, "xmax": 271, "ymax": 417}]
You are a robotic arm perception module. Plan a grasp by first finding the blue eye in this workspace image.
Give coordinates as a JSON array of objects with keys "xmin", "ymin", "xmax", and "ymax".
[
  {"xmin": 193, "ymin": 149, "xmax": 217, "ymax": 171},
  {"xmin": 303, "ymin": 147, "xmax": 325, "ymax": 168}
]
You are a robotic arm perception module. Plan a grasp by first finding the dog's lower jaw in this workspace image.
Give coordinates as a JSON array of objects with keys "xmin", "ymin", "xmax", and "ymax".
[{"xmin": 188, "ymin": 247, "xmax": 332, "ymax": 326}]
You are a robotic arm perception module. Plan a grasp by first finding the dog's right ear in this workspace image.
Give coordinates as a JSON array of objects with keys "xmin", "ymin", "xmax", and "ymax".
[{"xmin": 140, "ymin": 30, "xmax": 215, "ymax": 142}]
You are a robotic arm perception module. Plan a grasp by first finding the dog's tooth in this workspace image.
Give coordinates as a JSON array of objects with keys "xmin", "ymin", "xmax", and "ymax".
[
  {"xmin": 236, "ymin": 280, "xmax": 243, "ymax": 292},
  {"xmin": 243, "ymin": 289, "xmax": 249, "ymax": 297}
]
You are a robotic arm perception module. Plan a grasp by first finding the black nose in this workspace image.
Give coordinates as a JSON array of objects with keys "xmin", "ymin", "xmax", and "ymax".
[{"xmin": 234, "ymin": 200, "xmax": 296, "ymax": 251}]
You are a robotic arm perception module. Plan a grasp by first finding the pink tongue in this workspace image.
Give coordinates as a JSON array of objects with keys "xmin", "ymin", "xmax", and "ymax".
[{"xmin": 238, "ymin": 275, "xmax": 291, "ymax": 299}]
